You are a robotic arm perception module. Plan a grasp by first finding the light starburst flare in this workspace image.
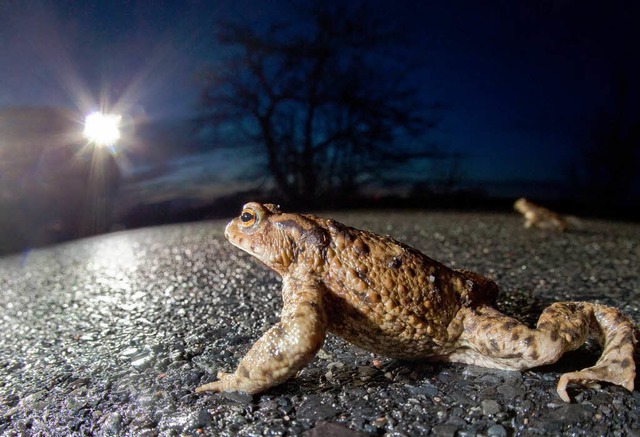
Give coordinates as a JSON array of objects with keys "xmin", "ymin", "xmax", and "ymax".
[{"xmin": 83, "ymin": 112, "xmax": 121, "ymax": 147}]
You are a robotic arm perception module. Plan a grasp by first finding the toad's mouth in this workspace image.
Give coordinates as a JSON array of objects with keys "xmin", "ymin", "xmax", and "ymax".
[
  {"xmin": 224, "ymin": 220, "xmax": 265, "ymax": 258},
  {"xmin": 223, "ymin": 220, "xmax": 235, "ymax": 242}
]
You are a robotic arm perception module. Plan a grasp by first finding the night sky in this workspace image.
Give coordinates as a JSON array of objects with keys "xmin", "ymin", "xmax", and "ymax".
[{"xmin": 1, "ymin": 0, "xmax": 639, "ymax": 198}]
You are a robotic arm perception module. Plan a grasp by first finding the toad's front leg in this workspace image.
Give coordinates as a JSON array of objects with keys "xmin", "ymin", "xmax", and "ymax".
[{"xmin": 196, "ymin": 280, "xmax": 327, "ymax": 394}]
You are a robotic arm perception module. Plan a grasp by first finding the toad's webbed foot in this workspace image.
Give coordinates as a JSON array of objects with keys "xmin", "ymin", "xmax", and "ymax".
[{"xmin": 554, "ymin": 305, "xmax": 636, "ymax": 402}]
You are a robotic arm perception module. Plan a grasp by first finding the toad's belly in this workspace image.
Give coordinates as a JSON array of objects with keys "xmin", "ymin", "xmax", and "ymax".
[
  {"xmin": 329, "ymin": 325, "xmax": 456, "ymax": 359},
  {"xmin": 326, "ymin": 306, "xmax": 461, "ymax": 359}
]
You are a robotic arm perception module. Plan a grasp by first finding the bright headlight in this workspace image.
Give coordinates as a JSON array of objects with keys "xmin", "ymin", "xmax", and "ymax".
[{"xmin": 84, "ymin": 112, "xmax": 121, "ymax": 146}]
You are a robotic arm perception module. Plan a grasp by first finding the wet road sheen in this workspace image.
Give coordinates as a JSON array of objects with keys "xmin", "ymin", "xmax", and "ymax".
[{"xmin": 1, "ymin": 212, "xmax": 639, "ymax": 435}]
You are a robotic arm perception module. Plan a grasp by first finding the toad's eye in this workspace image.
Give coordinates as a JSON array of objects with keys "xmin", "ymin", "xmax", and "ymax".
[{"xmin": 240, "ymin": 209, "xmax": 257, "ymax": 227}]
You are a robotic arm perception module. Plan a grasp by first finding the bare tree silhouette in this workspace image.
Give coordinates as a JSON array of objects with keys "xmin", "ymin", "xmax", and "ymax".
[{"xmin": 198, "ymin": 2, "xmax": 444, "ymax": 205}]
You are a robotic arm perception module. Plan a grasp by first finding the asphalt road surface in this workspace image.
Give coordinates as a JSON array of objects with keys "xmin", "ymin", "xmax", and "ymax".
[{"xmin": 1, "ymin": 211, "xmax": 639, "ymax": 436}]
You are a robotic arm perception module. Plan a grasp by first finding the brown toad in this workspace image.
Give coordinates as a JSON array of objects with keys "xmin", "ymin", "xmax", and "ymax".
[
  {"xmin": 196, "ymin": 202, "xmax": 636, "ymax": 402},
  {"xmin": 514, "ymin": 197, "xmax": 567, "ymax": 231}
]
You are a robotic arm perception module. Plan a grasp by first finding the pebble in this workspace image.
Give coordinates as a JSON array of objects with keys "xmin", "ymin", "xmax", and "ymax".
[
  {"xmin": 101, "ymin": 412, "xmax": 123, "ymax": 434},
  {"xmin": 481, "ymin": 399, "xmax": 501, "ymax": 415},
  {"xmin": 457, "ymin": 428, "xmax": 477, "ymax": 437},
  {"xmin": 223, "ymin": 391, "xmax": 253, "ymax": 404},
  {"xmin": 487, "ymin": 424, "xmax": 508, "ymax": 437},
  {"xmin": 406, "ymin": 382, "xmax": 438, "ymax": 397},
  {"xmin": 304, "ymin": 422, "xmax": 368, "ymax": 437},
  {"xmin": 431, "ymin": 424, "xmax": 459, "ymax": 437},
  {"xmin": 297, "ymin": 395, "xmax": 340, "ymax": 421},
  {"xmin": 497, "ymin": 383, "xmax": 524, "ymax": 399}
]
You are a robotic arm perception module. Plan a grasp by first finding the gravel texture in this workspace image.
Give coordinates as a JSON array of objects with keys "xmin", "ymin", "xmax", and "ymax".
[{"xmin": 0, "ymin": 211, "xmax": 639, "ymax": 436}]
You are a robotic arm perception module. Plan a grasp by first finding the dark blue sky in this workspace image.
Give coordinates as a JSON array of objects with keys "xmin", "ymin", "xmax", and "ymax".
[{"xmin": 1, "ymin": 0, "xmax": 638, "ymax": 192}]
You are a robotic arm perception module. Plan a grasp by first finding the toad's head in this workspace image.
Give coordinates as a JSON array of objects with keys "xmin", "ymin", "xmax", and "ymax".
[{"xmin": 224, "ymin": 202, "xmax": 329, "ymax": 275}]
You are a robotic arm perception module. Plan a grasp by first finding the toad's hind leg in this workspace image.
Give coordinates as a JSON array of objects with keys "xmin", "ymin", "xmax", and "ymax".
[{"xmin": 451, "ymin": 303, "xmax": 636, "ymax": 402}]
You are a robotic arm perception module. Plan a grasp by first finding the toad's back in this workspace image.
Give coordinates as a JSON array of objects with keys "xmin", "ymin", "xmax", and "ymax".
[{"xmin": 306, "ymin": 218, "xmax": 475, "ymax": 358}]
